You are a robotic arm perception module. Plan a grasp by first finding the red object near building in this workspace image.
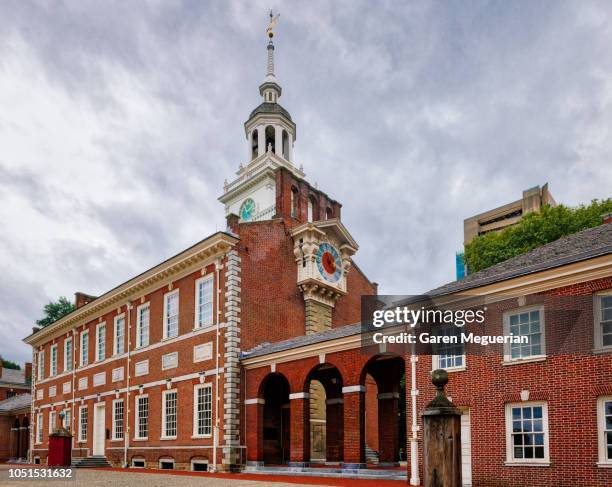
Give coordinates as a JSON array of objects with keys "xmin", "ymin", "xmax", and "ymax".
[{"xmin": 48, "ymin": 430, "xmax": 72, "ymax": 467}]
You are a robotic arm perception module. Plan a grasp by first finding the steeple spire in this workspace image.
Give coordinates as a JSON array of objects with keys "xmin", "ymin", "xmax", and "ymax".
[{"xmin": 260, "ymin": 11, "xmax": 282, "ymax": 104}]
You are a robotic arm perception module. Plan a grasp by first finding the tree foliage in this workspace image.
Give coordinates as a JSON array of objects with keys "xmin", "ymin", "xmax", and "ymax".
[
  {"xmin": 464, "ymin": 199, "xmax": 612, "ymax": 274},
  {"xmin": 36, "ymin": 296, "xmax": 76, "ymax": 328},
  {"xmin": 1, "ymin": 358, "xmax": 21, "ymax": 370}
]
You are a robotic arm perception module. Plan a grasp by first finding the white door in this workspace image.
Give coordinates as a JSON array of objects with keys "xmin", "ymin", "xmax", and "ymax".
[
  {"xmin": 461, "ymin": 410, "xmax": 472, "ymax": 487},
  {"xmin": 93, "ymin": 403, "xmax": 106, "ymax": 456}
]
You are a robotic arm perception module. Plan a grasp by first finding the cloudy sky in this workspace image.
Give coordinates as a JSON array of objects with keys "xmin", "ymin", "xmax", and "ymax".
[{"xmin": 1, "ymin": 0, "xmax": 611, "ymax": 365}]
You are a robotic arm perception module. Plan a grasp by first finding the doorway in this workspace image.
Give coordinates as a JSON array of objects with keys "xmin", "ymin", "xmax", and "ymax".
[{"xmin": 93, "ymin": 403, "xmax": 106, "ymax": 456}]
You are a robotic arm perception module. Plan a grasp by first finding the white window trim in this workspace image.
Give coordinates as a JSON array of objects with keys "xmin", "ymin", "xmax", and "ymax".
[
  {"xmin": 95, "ymin": 322, "xmax": 106, "ymax": 362},
  {"xmin": 161, "ymin": 352, "xmax": 178, "ymax": 371},
  {"xmin": 159, "ymin": 457, "xmax": 175, "ymax": 469},
  {"xmin": 503, "ymin": 305, "xmax": 547, "ymax": 363},
  {"xmin": 191, "ymin": 458, "xmax": 209, "ymax": 471},
  {"xmin": 37, "ymin": 350, "xmax": 45, "ymax": 381},
  {"xmin": 192, "ymin": 383, "xmax": 213, "ymax": 438},
  {"xmin": 78, "ymin": 405, "xmax": 88, "ymax": 443},
  {"xmin": 134, "ymin": 394, "xmax": 148, "ymax": 440},
  {"xmin": 131, "ymin": 457, "xmax": 146, "ymax": 468},
  {"xmin": 594, "ymin": 291, "xmax": 612, "ymax": 353},
  {"xmin": 112, "ymin": 398, "xmax": 124, "ymax": 441},
  {"xmin": 161, "ymin": 389, "xmax": 178, "ymax": 440},
  {"xmin": 50, "ymin": 344, "xmax": 58, "ymax": 377},
  {"xmin": 136, "ymin": 303, "xmax": 150, "ymax": 349},
  {"xmin": 597, "ymin": 395, "xmax": 612, "ymax": 466},
  {"xmin": 432, "ymin": 354, "xmax": 467, "ymax": 372},
  {"xmin": 194, "ymin": 275, "xmax": 214, "ymax": 329},
  {"xmin": 49, "ymin": 410, "xmax": 56, "ymax": 434},
  {"xmin": 505, "ymin": 401, "xmax": 550, "ymax": 465},
  {"xmin": 36, "ymin": 413, "xmax": 43, "ymax": 444},
  {"xmin": 62, "ymin": 408, "xmax": 71, "ymax": 430},
  {"xmin": 163, "ymin": 289, "xmax": 180, "ymax": 340},
  {"xmin": 113, "ymin": 313, "xmax": 125, "ymax": 356},
  {"xmin": 80, "ymin": 331, "xmax": 89, "ymax": 367},
  {"xmin": 64, "ymin": 338, "xmax": 73, "ymax": 372}
]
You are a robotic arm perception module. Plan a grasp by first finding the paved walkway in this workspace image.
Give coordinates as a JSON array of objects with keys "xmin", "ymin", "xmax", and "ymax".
[{"xmin": 0, "ymin": 465, "xmax": 409, "ymax": 487}]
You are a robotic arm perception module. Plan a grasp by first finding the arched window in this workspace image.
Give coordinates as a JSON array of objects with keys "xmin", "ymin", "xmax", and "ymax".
[
  {"xmin": 291, "ymin": 186, "xmax": 298, "ymax": 218},
  {"xmin": 325, "ymin": 207, "xmax": 333, "ymax": 220},
  {"xmin": 251, "ymin": 129, "xmax": 259, "ymax": 159},
  {"xmin": 265, "ymin": 125, "xmax": 275, "ymax": 153},
  {"xmin": 282, "ymin": 130, "xmax": 289, "ymax": 160}
]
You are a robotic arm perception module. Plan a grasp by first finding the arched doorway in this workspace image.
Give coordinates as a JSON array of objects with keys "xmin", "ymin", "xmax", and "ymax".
[
  {"xmin": 361, "ymin": 354, "xmax": 406, "ymax": 466},
  {"xmin": 260, "ymin": 373, "xmax": 290, "ymax": 464},
  {"xmin": 11, "ymin": 418, "xmax": 20, "ymax": 459},
  {"xmin": 305, "ymin": 364, "xmax": 344, "ymax": 464}
]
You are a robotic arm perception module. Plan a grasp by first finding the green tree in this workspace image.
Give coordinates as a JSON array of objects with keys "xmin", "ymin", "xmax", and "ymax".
[
  {"xmin": 1, "ymin": 358, "xmax": 21, "ymax": 370},
  {"xmin": 465, "ymin": 198, "xmax": 612, "ymax": 273},
  {"xmin": 36, "ymin": 296, "xmax": 76, "ymax": 328}
]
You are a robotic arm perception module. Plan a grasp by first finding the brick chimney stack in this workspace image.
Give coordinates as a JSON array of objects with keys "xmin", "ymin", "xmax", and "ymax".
[
  {"xmin": 24, "ymin": 362, "xmax": 32, "ymax": 382},
  {"xmin": 602, "ymin": 212, "xmax": 612, "ymax": 225},
  {"xmin": 75, "ymin": 292, "xmax": 97, "ymax": 309}
]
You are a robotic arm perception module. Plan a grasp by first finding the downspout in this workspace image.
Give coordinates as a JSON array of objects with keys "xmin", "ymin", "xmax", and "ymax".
[
  {"xmin": 124, "ymin": 301, "xmax": 132, "ymax": 468},
  {"xmin": 71, "ymin": 329, "xmax": 76, "ymax": 452},
  {"xmin": 29, "ymin": 348, "xmax": 36, "ymax": 463},
  {"xmin": 409, "ymin": 341, "xmax": 420, "ymax": 486},
  {"xmin": 212, "ymin": 260, "xmax": 222, "ymax": 472}
]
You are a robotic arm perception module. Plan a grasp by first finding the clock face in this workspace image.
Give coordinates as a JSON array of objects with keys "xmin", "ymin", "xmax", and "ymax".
[
  {"xmin": 316, "ymin": 243, "xmax": 342, "ymax": 283},
  {"xmin": 239, "ymin": 198, "xmax": 255, "ymax": 221}
]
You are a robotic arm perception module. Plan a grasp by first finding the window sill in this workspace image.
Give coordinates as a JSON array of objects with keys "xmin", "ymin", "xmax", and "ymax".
[
  {"xmin": 592, "ymin": 347, "xmax": 612, "ymax": 355},
  {"xmin": 132, "ymin": 437, "xmax": 148, "ymax": 441},
  {"xmin": 191, "ymin": 434, "xmax": 213, "ymax": 439},
  {"xmin": 504, "ymin": 461, "xmax": 550, "ymax": 467},
  {"xmin": 161, "ymin": 436, "xmax": 178, "ymax": 441},
  {"xmin": 501, "ymin": 356, "xmax": 547, "ymax": 366},
  {"xmin": 110, "ymin": 439, "xmax": 124, "ymax": 442},
  {"xmin": 596, "ymin": 462, "xmax": 612, "ymax": 468}
]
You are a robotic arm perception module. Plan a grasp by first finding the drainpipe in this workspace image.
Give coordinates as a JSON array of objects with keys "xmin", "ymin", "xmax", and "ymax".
[
  {"xmin": 71, "ymin": 329, "xmax": 76, "ymax": 451},
  {"xmin": 29, "ymin": 348, "xmax": 36, "ymax": 463},
  {"xmin": 409, "ymin": 341, "xmax": 420, "ymax": 486},
  {"xmin": 124, "ymin": 301, "xmax": 132, "ymax": 468},
  {"xmin": 212, "ymin": 260, "xmax": 222, "ymax": 472}
]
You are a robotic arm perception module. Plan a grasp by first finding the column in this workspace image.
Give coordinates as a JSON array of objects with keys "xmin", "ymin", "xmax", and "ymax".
[
  {"xmin": 378, "ymin": 392, "xmax": 400, "ymax": 465},
  {"xmin": 326, "ymin": 397, "xmax": 344, "ymax": 462},
  {"xmin": 275, "ymin": 126, "xmax": 283, "ymax": 156},
  {"xmin": 257, "ymin": 125, "xmax": 266, "ymax": 157},
  {"xmin": 289, "ymin": 392, "xmax": 310, "ymax": 467},
  {"xmin": 245, "ymin": 399, "xmax": 264, "ymax": 465},
  {"xmin": 342, "ymin": 385, "xmax": 365, "ymax": 469}
]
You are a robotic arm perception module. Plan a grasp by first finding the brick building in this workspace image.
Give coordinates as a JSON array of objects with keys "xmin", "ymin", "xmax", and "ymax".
[
  {"xmin": 0, "ymin": 363, "xmax": 32, "ymax": 462},
  {"xmin": 20, "ymin": 21, "xmax": 612, "ymax": 487}
]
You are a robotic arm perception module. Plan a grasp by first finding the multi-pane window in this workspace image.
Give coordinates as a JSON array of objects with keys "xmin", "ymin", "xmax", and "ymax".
[
  {"xmin": 96, "ymin": 323, "xmax": 106, "ymax": 362},
  {"xmin": 164, "ymin": 291, "xmax": 179, "ymax": 339},
  {"xmin": 64, "ymin": 338, "xmax": 73, "ymax": 372},
  {"xmin": 36, "ymin": 413, "xmax": 43, "ymax": 443},
  {"xmin": 136, "ymin": 396, "xmax": 148, "ymax": 439},
  {"xmin": 79, "ymin": 406, "xmax": 88, "ymax": 442},
  {"xmin": 80, "ymin": 331, "xmax": 89, "ymax": 367},
  {"xmin": 162, "ymin": 391, "xmax": 178, "ymax": 438},
  {"xmin": 433, "ymin": 325, "xmax": 465, "ymax": 370},
  {"xmin": 194, "ymin": 384, "xmax": 212, "ymax": 437},
  {"xmin": 598, "ymin": 396, "xmax": 612, "ymax": 464},
  {"xmin": 506, "ymin": 308, "xmax": 545, "ymax": 360},
  {"xmin": 506, "ymin": 403, "xmax": 548, "ymax": 462},
  {"xmin": 597, "ymin": 295, "xmax": 612, "ymax": 349},
  {"xmin": 49, "ymin": 410, "xmax": 56, "ymax": 434},
  {"xmin": 113, "ymin": 400, "xmax": 124, "ymax": 440},
  {"xmin": 195, "ymin": 276, "xmax": 213, "ymax": 328},
  {"xmin": 37, "ymin": 350, "xmax": 45, "ymax": 381},
  {"xmin": 50, "ymin": 345, "xmax": 57, "ymax": 377},
  {"xmin": 114, "ymin": 315, "xmax": 125, "ymax": 355},
  {"xmin": 63, "ymin": 409, "xmax": 71, "ymax": 431},
  {"xmin": 137, "ymin": 304, "xmax": 150, "ymax": 348}
]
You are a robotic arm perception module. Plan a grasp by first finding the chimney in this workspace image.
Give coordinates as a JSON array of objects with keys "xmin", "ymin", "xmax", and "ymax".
[
  {"xmin": 602, "ymin": 212, "xmax": 612, "ymax": 225},
  {"xmin": 24, "ymin": 362, "xmax": 32, "ymax": 382},
  {"xmin": 74, "ymin": 292, "xmax": 97, "ymax": 309}
]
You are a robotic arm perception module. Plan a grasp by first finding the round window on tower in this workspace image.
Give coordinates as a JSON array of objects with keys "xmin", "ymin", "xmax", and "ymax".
[{"xmin": 239, "ymin": 198, "xmax": 256, "ymax": 221}]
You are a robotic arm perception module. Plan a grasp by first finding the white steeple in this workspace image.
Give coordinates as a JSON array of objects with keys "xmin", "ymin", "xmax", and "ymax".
[{"xmin": 260, "ymin": 12, "xmax": 282, "ymax": 103}]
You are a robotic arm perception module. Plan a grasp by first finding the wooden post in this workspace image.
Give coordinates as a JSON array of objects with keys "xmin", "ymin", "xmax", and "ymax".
[{"xmin": 421, "ymin": 369, "xmax": 461, "ymax": 487}]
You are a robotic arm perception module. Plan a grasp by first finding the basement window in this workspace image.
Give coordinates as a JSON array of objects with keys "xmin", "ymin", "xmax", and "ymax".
[
  {"xmin": 131, "ymin": 458, "xmax": 145, "ymax": 468},
  {"xmin": 159, "ymin": 458, "xmax": 175, "ymax": 470},
  {"xmin": 34, "ymin": 457, "xmax": 40, "ymax": 465},
  {"xmin": 191, "ymin": 459, "xmax": 208, "ymax": 472}
]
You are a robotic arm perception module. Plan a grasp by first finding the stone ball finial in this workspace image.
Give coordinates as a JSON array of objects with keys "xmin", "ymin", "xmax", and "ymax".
[{"xmin": 431, "ymin": 368, "xmax": 449, "ymax": 390}]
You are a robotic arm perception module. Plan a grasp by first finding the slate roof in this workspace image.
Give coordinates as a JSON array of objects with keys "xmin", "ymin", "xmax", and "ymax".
[
  {"xmin": 242, "ymin": 323, "xmax": 362, "ymax": 359},
  {"xmin": 429, "ymin": 223, "xmax": 612, "ymax": 296},
  {"xmin": 0, "ymin": 368, "xmax": 27, "ymax": 386},
  {"xmin": 249, "ymin": 102, "xmax": 292, "ymax": 121},
  {"xmin": 0, "ymin": 393, "xmax": 31, "ymax": 412}
]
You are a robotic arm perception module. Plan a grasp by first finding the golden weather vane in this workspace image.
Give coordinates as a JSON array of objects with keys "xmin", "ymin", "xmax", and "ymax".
[{"xmin": 266, "ymin": 10, "xmax": 280, "ymax": 38}]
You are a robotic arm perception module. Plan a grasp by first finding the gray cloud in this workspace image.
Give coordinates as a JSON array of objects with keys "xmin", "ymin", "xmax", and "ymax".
[{"xmin": 1, "ymin": 0, "xmax": 611, "ymax": 364}]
